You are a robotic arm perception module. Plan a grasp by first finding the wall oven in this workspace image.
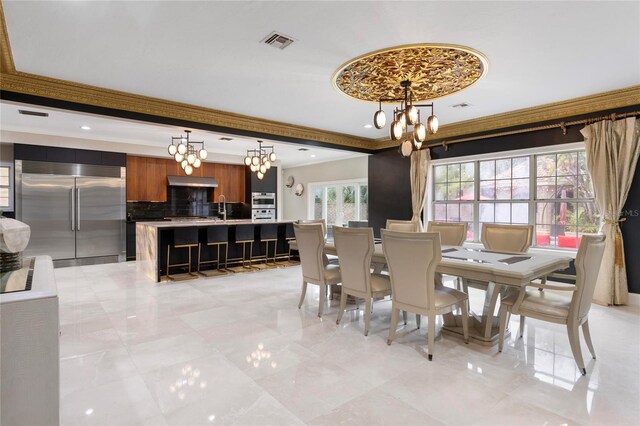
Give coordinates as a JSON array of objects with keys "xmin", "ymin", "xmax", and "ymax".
[
  {"xmin": 251, "ymin": 192, "xmax": 276, "ymax": 209},
  {"xmin": 251, "ymin": 209, "xmax": 275, "ymax": 221}
]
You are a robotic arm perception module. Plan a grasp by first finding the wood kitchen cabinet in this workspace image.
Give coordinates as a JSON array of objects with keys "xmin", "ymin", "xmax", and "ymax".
[
  {"xmin": 126, "ymin": 156, "xmax": 148, "ymax": 201},
  {"xmin": 127, "ymin": 155, "xmax": 245, "ymax": 202}
]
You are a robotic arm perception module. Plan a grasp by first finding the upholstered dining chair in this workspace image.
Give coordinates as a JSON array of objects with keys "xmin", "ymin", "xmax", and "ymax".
[
  {"xmin": 385, "ymin": 219, "xmax": 421, "ymax": 232},
  {"xmin": 382, "ymin": 229, "xmax": 469, "ymax": 360},
  {"xmin": 498, "ymin": 234, "xmax": 606, "ymax": 375},
  {"xmin": 333, "ymin": 226, "xmax": 391, "ymax": 336},
  {"xmin": 481, "ymin": 223, "xmax": 533, "ymax": 253},
  {"xmin": 298, "ymin": 219, "xmax": 338, "ymax": 265},
  {"xmin": 293, "ymin": 223, "xmax": 341, "ymax": 317},
  {"xmin": 427, "ymin": 221, "xmax": 467, "ymax": 289}
]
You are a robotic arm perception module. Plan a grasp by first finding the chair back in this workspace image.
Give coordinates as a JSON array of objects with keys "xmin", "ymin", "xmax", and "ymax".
[
  {"xmin": 207, "ymin": 225, "xmax": 229, "ymax": 244},
  {"xmin": 481, "ymin": 223, "xmax": 533, "ymax": 253},
  {"xmin": 381, "ymin": 230, "xmax": 441, "ymax": 311},
  {"xmin": 293, "ymin": 223, "xmax": 325, "ymax": 284},
  {"xmin": 427, "ymin": 221, "xmax": 467, "ymax": 246},
  {"xmin": 174, "ymin": 227, "xmax": 199, "ymax": 246},
  {"xmin": 299, "ymin": 219, "xmax": 327, "ymax": 237},
  {"xmin": 571, "ymin": 234, "xmax": 606, "ymax": 322},
  {"xmin": 333, "ymin": 226, "xmax": 374, "ymax": 295},
  {"xmin": 385, "ymin": 219, "xmax": 421, "ymax": 232}
]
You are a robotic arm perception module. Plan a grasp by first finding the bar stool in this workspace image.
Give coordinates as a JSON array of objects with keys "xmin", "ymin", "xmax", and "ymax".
[
  {"xmin": 275, "ymin": 222, "xmax": 298, "ymax": 266},
  {"xmin": 166, "ymin": 227, "xmax": 199, "ymax": 281},
  {"xmin": 253, "ymin": 224, "xmax": 278, "ymax": 269},
  {"xmin": 227, "ymin": 224, "xmax": 256, "ymax": 272},
  {"xmin": 197, "ymin": 225, "xmax": 229, "ymax": 277}
]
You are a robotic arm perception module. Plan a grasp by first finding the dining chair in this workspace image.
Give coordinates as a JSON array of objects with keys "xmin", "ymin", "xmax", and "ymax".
[
  {"xmin": 298, "ymin": 219, "xmax": 339, "ymax": 265},
  {"xmin": 333, "ymin": 226, "xmax": 391, "ymax": 336},
  {"xmin": 481, "ymin": 223, "xmax": 533, "ymax": 253},
  {"xmin": 385, "ymin": 219, "xmax": 421, "ymax": 232},
  {"xmin": 382, "ymin": 229, "xmax": 469, "ymax": 360},
  {"xmin": 293, "ymin": 223, "xmax": 341, "ymax": 317},
  {"xmin": 497, "ymin": 234, "xmax": 606, "ymax": 375},
  {"xmin": 427, "ymin": 221, "xmax": 467, "ymax": 290}
]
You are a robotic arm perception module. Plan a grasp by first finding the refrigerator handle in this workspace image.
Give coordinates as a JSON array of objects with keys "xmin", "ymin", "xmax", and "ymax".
[
  {"xmin": 76, "ymin": 188, "xmax": 81, "ymax": 231},
  {"xmin": 71, "ymin": 188, "xmax": 75, "ymax": 231}
]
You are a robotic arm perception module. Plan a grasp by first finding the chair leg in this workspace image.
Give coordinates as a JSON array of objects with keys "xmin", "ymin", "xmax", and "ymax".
[
  {"xmin": 519, "ymin": 315, "xmax": 525, "ymax": 338},
  {"xmin": 364, "ymin": 297, "xmax": 372, "ymax": 336},
  {"xmin": 567, "ymin": 322, "xmax": 587, "ymax": 375},
  {"xmin": 387, "ymin": 307, "xmax": 399, "ymax": 345},
  {"xmin": 427, "ymin": 313, "xmax": 436, "ymax": 361},
  {"xmin": 461, "ymin": 300, "xmax": 469, "ymax": 344},
  {"xmin": 498, "ymin": 305, "xmax": 509, "ymax": 352},
  {"xmin": 402, "ymin": 310, "xmax": 408, "ymax": 325},
  {"xmin": 336, "ymin": 292, "xmax": 347, "ymax": 325},
  {"xmin": 298, "ymin": 281, "xmax": 307, "ymax": 309},
  {"xmin": 461, "ymin": 278, "xmax": 469, "ymax": 294},
  {"xmin": 582, "ymin": 320, "xmax": 597, "ymax": 360},
  {"xmin": 318, "ymin": 283, "xmax": 326, "ymax": 318},
  {"xmin": 416, "ymin": 314, "xmax": 421, "ymax": 329}
]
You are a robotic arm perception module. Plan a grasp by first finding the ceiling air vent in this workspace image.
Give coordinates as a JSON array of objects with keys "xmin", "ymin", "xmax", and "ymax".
[
  {"xmin": 219, "ymin": 137, "xmax": 233, "ymax": 141},
  {"xmin": 298, "ymin": 148, "xmax": 309, "ymax": 152},
  {"xmin": 18, "ymin": 110, "xmax": 49, "ymax": 117},
  {"xmin": 261, "ymin": 31, "xmax": 294, "ymax": 50},
  {"xmin": 451, "ymin": 102, "xmax": 471, "ymax": 109}
]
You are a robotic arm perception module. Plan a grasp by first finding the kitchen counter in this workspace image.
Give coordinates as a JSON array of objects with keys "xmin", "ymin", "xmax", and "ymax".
[{"xmin": 136, "ymin": 219, "xmax": 296, "ymax": 282}]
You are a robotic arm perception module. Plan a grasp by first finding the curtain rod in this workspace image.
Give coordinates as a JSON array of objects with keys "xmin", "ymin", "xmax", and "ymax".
[{"xmin": 426, "ymin": 110, "xmax": 640, "ymax": 151}]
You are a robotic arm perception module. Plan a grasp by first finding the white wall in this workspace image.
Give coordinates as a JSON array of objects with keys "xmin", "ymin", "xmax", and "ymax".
[{"xmin": 281, "ymin": 156, "xmax": 368, "ymax": 220}]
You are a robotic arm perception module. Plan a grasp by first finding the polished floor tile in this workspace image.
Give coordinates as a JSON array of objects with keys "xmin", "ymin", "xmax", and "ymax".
[{"xmin": 56, "ymin": 262, "xmax": 640, "ymax": 425}]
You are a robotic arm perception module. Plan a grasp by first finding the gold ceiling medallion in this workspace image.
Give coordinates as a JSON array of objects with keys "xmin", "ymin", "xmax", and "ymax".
[{"xmin": 332, "ymin": 44, "xmax": 488, "ymax": 103}]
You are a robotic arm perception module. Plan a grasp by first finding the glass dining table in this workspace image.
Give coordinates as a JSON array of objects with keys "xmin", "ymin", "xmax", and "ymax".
[{"xmin": 294, "ymin": 240, "xmax": 572, "ymax": 346}]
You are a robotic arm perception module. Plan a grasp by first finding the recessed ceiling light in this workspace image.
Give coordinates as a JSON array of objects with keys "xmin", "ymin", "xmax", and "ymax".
[
  {"xmin": 310, "ymin": 154, "xmax": 316, "ymax": 158},
  {"xmin": 364, "ymin": 124, "xmax": 373, "ymax": 129},
  {"xmin": 80, "ymin": 125, "xmax": 91, "ymax": 130}
]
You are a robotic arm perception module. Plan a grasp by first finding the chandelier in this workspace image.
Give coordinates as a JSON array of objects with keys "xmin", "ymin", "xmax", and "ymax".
[
  {"xmin": 372, "ymin": 79, "xmax": 438, "ymax": 157},
  {"xmin": 332, "ymin": 44, "xmax": 488, "ymax": 157},
  {"xmin": 167, "ymin": 130, "xmax": 208, "ymax": 176},
  {"xmin": 244, "ymin": 141, "xmax": 276, "ymax": 180}
]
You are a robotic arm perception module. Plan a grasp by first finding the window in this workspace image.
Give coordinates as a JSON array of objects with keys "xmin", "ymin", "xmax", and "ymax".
[
  {"xmin": 431, "ymin": 146, "xmax": 597, "ymax": 249},
  {"xmin": 0, "ymin": 166, "xmax": 10, "ymax": 211},
  {"xmin": 309, "ymin": 180, "xmax": 368, "ymax": 233}
]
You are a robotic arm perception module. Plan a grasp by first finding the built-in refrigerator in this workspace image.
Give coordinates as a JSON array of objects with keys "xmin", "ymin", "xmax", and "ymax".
[{"xmin": 16, "ymin": 160, "xmax": 126, "ymax": 266}]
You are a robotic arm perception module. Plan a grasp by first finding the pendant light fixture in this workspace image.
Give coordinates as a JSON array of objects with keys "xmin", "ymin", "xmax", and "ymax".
[
  {"xmin": 371, "ymin": 80, "xmax": 438, "ymax": 157},
  {"xmin": 167, "ymin": 130, "xmax": 207, "ymax": 175},
  {"xmin": 244, "ymin": 140, "xmax": 276, "ymax": 180}
]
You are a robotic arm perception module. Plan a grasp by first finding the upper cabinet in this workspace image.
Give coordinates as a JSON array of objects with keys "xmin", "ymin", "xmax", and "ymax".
[{"xmin": 126, "ymin": 155, "xmax": 245, "ymax": 203}]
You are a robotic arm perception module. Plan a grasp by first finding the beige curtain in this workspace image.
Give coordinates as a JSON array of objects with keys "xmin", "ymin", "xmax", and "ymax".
[
  {"xmin": 581, "ymin": 117, "xmax": 640, "ymax": 305},
  {"xmin": 410, "ymin": 149, "xmax": 431, "ymax": 231}
]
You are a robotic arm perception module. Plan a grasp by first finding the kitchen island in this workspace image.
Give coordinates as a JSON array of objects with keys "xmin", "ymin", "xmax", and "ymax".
[{"xmin": 136, "ymin": 219, "xmax": 296, "ymax": 282}]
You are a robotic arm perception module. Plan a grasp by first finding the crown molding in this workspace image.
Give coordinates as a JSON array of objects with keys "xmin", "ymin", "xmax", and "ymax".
[
  {"xmin": 0, "ymin": 71, "xmax": 376, "ymax": 150},
  {"xmin": 0, "ymin": 2, "xmax": 15, "ymax": 73},
  {"xmin": 377, "ymin": 85, "xmax": 640, "ymax": 149}
]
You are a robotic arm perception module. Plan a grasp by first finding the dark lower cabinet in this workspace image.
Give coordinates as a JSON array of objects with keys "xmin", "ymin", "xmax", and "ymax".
[{"xmin": 126, "ymin": 222, "xmax": 136, "ymax": 260}]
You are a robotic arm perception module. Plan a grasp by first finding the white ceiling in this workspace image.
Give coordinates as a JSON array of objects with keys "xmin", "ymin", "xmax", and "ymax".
[
  {"xmin": 2, "ymin": 1, "xmax": 640, "ymax": 140},
  {"xmin": 0, "ymin": 101, "xmax": 367, "ymax": 167}
]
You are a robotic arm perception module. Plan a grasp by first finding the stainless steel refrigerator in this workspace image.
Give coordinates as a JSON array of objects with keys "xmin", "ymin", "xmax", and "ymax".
[{"xmin": 16, "ymin": 160, "xmax": 126, "ymax": 266}]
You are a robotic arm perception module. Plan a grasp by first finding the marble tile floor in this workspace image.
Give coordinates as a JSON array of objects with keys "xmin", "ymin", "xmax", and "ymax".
[{"xmin": 56, "ymin": 262, "xmax": 640, "ymax": 425}]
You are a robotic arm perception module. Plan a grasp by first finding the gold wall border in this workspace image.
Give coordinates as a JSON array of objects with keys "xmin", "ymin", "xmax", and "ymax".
[
  {"xmin": 378, "ymin": 85, "xmax": 640, "ymax": 149},
  {"xmin": 0, "ymin": 71, "xmax": 375, "ymax": 151},
  {"xmin": 0, "ymin": 2, "xmax": 15, "ymax": 73}
]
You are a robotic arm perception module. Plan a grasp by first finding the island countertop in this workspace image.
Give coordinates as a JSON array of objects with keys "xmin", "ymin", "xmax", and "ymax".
[{"xmin": 136, "ymin": 219, "xmax": 296, "ymax": 228}]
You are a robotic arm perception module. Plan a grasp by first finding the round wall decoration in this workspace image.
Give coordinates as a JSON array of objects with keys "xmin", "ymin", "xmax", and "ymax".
[
  {"xmin": 286, "ymin": 176, "xmax": 295, "ymax": 188},
  {"xmin": 331, "ymin": 43, "xmax": 488, "ymax": 103},
  {"xmin": 294, "ymin": 183, "xmax": 304, "ymax": 196}
]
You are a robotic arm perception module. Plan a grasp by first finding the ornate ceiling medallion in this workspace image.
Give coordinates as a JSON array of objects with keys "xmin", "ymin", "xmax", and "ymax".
[{"xmin": 332, "ymin": 44, "xmax": 488, "ymax": 103}]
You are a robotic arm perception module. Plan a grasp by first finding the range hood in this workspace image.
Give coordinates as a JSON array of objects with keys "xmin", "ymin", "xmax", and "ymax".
[{"xmin": 167, "ymin": 176, "xmax": 218, "ymax": 188}]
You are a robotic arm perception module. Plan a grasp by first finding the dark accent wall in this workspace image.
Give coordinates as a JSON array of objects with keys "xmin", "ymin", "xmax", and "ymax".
[
  {"xmin": 368, "ymin": 105, "xmax": 640, "ymax": 293},
  {"xmin": 369, "ymin": 148, "xmax": 413, "ymax": 237},
  {"xmin": 245, "ymin": 166, "xmax": 278, "ymax": 201}
]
